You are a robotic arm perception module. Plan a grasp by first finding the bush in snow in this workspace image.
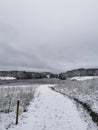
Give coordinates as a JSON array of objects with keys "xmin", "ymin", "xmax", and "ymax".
[{"xmin": 0, "ymin": 84, "xmax": 36, "ymax": 113}]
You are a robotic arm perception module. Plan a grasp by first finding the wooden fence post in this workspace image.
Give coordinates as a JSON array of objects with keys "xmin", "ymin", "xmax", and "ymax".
[{"xmin": 16, "ymin": 99, "xmax": 20, "ymax": 125}]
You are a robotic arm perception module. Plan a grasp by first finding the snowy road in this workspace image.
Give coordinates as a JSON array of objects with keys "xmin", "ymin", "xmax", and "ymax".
[{"xmin": 10, "ymin": 85, "xmax": 89, "ymax": 130}]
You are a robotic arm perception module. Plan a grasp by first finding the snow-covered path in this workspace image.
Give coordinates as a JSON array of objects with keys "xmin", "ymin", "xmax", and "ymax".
[{"xmin": 10, "ymin": 85, "xmax": 88, "ymax": 130}]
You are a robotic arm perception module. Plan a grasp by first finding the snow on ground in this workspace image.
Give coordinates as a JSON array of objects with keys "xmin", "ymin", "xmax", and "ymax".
[
  {"xmin": 6, "ymin": 84, "xmax": 91, "ymax": 130},
  {"xmin": 55, "ymin": 78, "xmax": 98, "ymax": 113},
  {"xmin": 70, "ymin": 76, "xmax": 98, "ymax": 81},
  {"xmin": 0, "ymin": 77, "xmax": 16, "ymax": 80}
]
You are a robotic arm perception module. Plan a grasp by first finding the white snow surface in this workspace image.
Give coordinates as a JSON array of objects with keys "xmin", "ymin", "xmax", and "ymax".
[
  {"xmin": 70, "ymin": 76, "xmax": 98, "ymax": 81},
  {"xmin": 0, "ymin": 77, "xmax": 16, "ymax": 80},
  {"xmin": 7, "ymin": 84, "xmax": 89, "ymax": 130}
]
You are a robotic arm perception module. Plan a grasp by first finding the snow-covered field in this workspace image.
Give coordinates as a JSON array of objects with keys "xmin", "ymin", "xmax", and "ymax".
[
  {"xmin": 55, "ymin": 77, "xmax": 98, "ymax": 113},
  {"xmin": 0, "ymin": 77, "xmax": 16, "ymax": 80},
  {"xmin": 0, "ymin": 84, "xmax": 37, "ymax": 129},
  {"xmin": 1, "ymin": 84, "xmax": 97, "ymax": 130},
  {"xmin": 0, "ymin": 79, "xmax": 98, "ymax": 130},
  {"xmin": 0, "ymin": 84, "xmax": 37, "ymax": 113},
  {"xmin": 70, "ymin": 76, "xmax": 98, "ymax": 81}
]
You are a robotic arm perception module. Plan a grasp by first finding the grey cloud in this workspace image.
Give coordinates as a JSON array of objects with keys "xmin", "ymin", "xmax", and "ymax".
[
  {"xmin": 0, "ymin": 42, "xmax": 51, "ymax": 70},
  {"xmin": 0, "ymin": 0, "xmax": 98, "ymax": 72}
]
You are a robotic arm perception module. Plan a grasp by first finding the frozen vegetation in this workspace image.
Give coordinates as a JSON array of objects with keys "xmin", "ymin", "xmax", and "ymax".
[
  {"xmin": 0, "ymin": 77, "xmax": 98, "ymax": 130},
  {"xmin": 54, "ymin": 77, "xmax": 98, "ymax": 113},
  {"xmin": 2, "ymin": 85, "xmax": 97, "ymax": 130},
  {"xmin": 0, "ymin": 84, "xmax": 37, "ymax": 113},
  {"xmin": 0, "ymin": 84, "xmax": 37, "ymax": 129}
]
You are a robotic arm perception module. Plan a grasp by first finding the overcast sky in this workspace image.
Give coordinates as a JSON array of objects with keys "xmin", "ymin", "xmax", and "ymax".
[{"xmin": 0, "ymin": 0, "xmax": 98, "ymax": 72}]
